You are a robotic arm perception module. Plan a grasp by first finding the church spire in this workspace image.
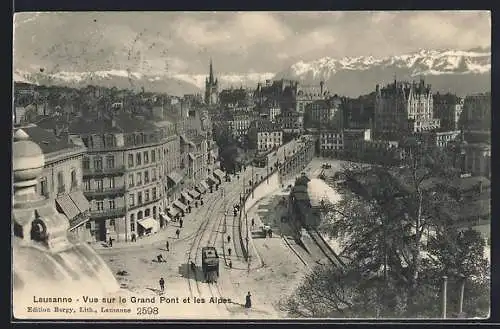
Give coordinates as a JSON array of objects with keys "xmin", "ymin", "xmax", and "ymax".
[{"xmin": 209, "ymin": 58, "xmax": 214, "ymax": 84}]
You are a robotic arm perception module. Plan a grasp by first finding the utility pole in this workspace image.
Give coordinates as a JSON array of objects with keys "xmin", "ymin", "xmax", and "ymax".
[
  {"xmin": 251, "ymin": 165, "xmax": 254, "ymax": 198},
  {"xmin": 459, "ymin": 274, "xmax": 466, "ymax": 317},
  {"xmin": 442, "ymin": 275, "xmax": 448, "ymax": 319}
]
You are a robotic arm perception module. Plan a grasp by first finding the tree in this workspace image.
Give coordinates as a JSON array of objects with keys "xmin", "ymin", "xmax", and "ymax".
[{"xmin": 283, "ymin": 148, "xmax": 489, "ymax": 318}]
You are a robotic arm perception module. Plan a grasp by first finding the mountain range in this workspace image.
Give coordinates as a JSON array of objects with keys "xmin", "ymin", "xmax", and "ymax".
[{"xmin": 14, "ymin": 48, "xmax": 490, "ymax": 97}]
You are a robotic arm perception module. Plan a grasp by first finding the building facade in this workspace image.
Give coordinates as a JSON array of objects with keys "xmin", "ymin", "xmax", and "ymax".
[
  {"xmin": 21, "ymin": 124, "xmax": 92, "ymax": 242},
  {"xmin": 433, "ymin": 93, "xmax": 464, "ymax": 131},
  {"xmin": 461, "ymin": 92, "xmax": 491, "ymax": 132},
  {"xmin": 248, "ymin": 119, "xmax": 284, "ymax": 153},
  {"xmin": 374, "ymin": 79, "xmax": 440, "ymax": 138}
]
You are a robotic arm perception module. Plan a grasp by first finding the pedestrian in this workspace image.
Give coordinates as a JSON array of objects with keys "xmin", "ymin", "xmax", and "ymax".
[
  {"xmin": 176, "ymin": 229, "xmax": 180, "ymax": 239},
  {"xmin": 227, "ymin": 235, "xmax": 231, "ymax": 243},
  {"xmin": 108, "ymin": 237, "xmax": 113, "ymax": 247},
  {"xmin": 251, "ymin": 218, "xmax": 255, "ymax": 227},
  {"xmin": 228, "ymin": 247, "xmax": 232, "ymax": 256},
  {"xmin": 179, "ymin": 219, "xmax": 183, "ymax": 228},
  {"xmin": 245, "ymin": 291, "xmax": 252, "ymax": 308},
  {"xmin": 166, "ymin": 240, "xmax": 169, "ymax": 251},
  {"xmin": 269, "ymin": 229, "xmax": 273, "ymax": 238},
  {"xmin": 131, "ymin": 233, "xmax": 136, "ymax": 242},
  {"xmin": 229, "ymin": 260, "xmax": 232, "ymax": 269},
  {"xmin": 159, "ymin": 277, "xmax": 165, "ymax": 292}
]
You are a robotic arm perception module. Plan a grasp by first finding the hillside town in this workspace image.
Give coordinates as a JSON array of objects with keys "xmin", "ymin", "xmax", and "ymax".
[{"xmin": 12, "ymin": 11, "xmax": 490, "ymax": 320}]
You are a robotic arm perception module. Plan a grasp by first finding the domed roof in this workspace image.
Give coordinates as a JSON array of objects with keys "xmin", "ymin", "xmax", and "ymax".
[
  {"xmin": 306, "ymin": 178, "xmax": 341, "ymax": 208},
  {"xmin": 12, "ymin": 129, "xmax": 45, "ymax": 179}
]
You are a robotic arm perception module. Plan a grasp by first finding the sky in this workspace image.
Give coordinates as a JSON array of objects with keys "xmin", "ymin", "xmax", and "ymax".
[{"xmin": 13, "ymin": 11, "xmax": 491, "ymax": 75}]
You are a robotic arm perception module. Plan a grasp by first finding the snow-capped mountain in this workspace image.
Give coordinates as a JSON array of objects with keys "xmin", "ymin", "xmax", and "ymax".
[
  {"xmin": 13, "ymin": 69, "xmax": 275, "ymax": 96},
  {"xmin": 275, "ymin": 48, "xmax": 491, "ymax": 96},
  {"xmin": 14, "ymin": 48, "xmax": 490, "ymax": 97}
]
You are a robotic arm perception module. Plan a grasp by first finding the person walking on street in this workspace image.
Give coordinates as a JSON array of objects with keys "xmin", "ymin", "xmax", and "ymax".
[
  {"xmin": 131, "ymin": 233, "xmax": 136, "ymax": 242},
  {"xmin": 175, "ymin": 229, "xmax": 180, "ymax": 239},
  {"xmin": 245, "ymin": 292, "xmax": 252, "ymax": 308},
  {"xmin": 229, "ymin": 260, "xmax": 232, "ymax": 269},
  {"xmin": 108, "ymin": 237, "xmax": 113, "ymax": 247},
  {"xmin": 227, "ymin": 235, "xmax": 231, "ymax": 243},
  {"xmin": 228, "ymin": 247, "xmax": 232, "ymax": 256},
  {"xmin": 166, "ymin": 240, "xmax": 169, "ymax": 251},
  {"xmin": 159, "ymin": 277, "xmax": 165, "ymax": 292},
  {"xmin": 179, "ymin": 219, "xmax": 183, "ymax": 229},
  {"xmin": 251, "ymin": 218, "xmax": 255, "ymax": 227}
]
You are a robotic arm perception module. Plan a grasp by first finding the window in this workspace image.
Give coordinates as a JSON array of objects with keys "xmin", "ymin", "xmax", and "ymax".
[
  {"xmin": 96, "ymin": 201, "xmax": 104, "ymax": 211},
  {"xmin": 128, "ymin": 154, "xmax": 134, "ymax": 167},
  {"xmin": 105, "ymin": 135, "xmax": 114, "ymax": 147},
  {"xmin": 136, "ymin": 172, "xmax": 142, "ymax": 185},
  {"xmin": 152, "ymin": 187, "xmax": 157, "ymax": 200},
  {"xmin": 144, "ymin": 151, "xmax": 149, "ymax": 164},
  {"xmin": 70, "ymin": 170, "xmax": 77, "ymax": 188},
  {"xmin": 57, "ymin": 172, "xmax": 65, "ymax": 193},
  {"xmin": 137, "ymin": 211, "xmax": 143, "ymax": 220},
  {"xmin": 110, "ymin": 219, "xmax": 115, "ymax": 227},
  {"xmin": 144, "ymin": 170, "xmax": 149, "ymax": 184},
  {"xmin": 130, "ymin": 214, "xmax": 135, "ymax": 232},
  {"xmin": 83, "ymin": 157, "xmax": 90, "ymax": 169},
  {"xmin": 84, "ymin": 179, "xmax": 91, "ymax": 191},
  {"xmin": 82, "ymin": 137, "xmax": 89, "ymax": 148},
  {"xmin": 109, "ymin": 200, "xmax": 116, "ymax": 209},
  {"xmin": 85, "ymin": 222, "xmax": 92, "ymax": 229},
  {"xmin": 40, "ymin": 177, "xmax": 48, "ymax": 196},
  {"xmin": 129, "ymin": 194, "xmax": 135, "ymax": 207},
  {"xmin": 128, "ymin": 174, "xmax": 134, "ymax": 187},
  {"xmin": 108, "ymin": 177, "xmax": 115, "ymax": 189},
  {"xmin": 145, "ymin": 190, "xmax": 150, "ymax": 202},
  {"xmin": 94, "ymin": 157, "xmax": 103, "ymax": 170},
  {"xmin": 136, "ymin": 153, "xmax": 142, "ymax": 165},
  {"xmin": 151, "ymin": 150, "xmax": 156, "ymax": 162},
  {"xmin": 145, "ymin": 208, "xmax": 150, "ymax": 217},
  {"xmin": 152, "ymin": 168, "xmax": 157, "ymax": 181},
  {"xmin": 96, "ymin": 179, "xmax": 103, "ymax": 191},
  {"xmin": 137, "ymin": 192, "xmax": 143, "ymax": 205},
  {"xmin": 106, "ymin": 155, "xmax": 115, "ymax": 169}
]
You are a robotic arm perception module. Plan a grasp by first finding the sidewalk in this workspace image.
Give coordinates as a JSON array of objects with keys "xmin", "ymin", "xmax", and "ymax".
[{"xmin": 93, "ymin": 167, "xmax": 266, "ymax": 253}]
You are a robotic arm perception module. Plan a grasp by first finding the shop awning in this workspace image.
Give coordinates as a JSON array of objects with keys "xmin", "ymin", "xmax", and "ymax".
[
  {"xmin": 213, "ymin": 169, "xmax": 225, "ymax": 179},
  {"xmin": 195, "ymin": 183, "xmax": 207, "ymax": 194},
  {"xmin": 167, "ymin": 206, "xmax": 180, "ymax": 217},
  {"xmin": 173, "ymin": 200, "xmax": 187, "ymax": 212},
  {"xmin": 68, "ymin": 191, "xmax": 90, "ymax": 212},
  {"xmin": 188, "ymin": 189, "xmax": 201, "ymax": 199},
  {"xmin": 160, "ymin": 212, "xmax": 172, "ymax": 222},
  {"xmin": 181, "ymin": 192, "xmax": 194, "ymax": 203},
  {"xmin": 138, "ymin": 217, "xmax": 157, "ymax": 230},
  {"xmin": 167, "ymin": 171, "xmax": 183, "ymax": 185},
  {"xmin": 206, "ymin": 175, "xmax": 218, "ymax": 185},
  {"xmin": 55, "ymin": 194, "xmax": 80, "ymax": 220}
]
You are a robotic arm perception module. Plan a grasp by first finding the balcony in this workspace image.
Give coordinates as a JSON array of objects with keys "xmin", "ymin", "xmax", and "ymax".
[
  {"xmin": 90, "ymin": 207, "xmax": 126, "ymax": 219},
  {"xmin": 83, "ymin": 186, "xmax": 126, "ymax": 199},
  {"xmin": 83, "ymin": 166, "xmax": 126, "ymax": 177}
]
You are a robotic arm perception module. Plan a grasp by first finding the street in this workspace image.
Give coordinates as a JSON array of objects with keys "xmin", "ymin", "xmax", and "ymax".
[{"xmin": 97, "ymin": 157, "xmax": 350, "ymax": 318}]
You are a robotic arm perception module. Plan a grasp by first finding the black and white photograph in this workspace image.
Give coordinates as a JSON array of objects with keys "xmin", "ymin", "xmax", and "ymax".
[{"xmin": 12, "ymin": 11, "xmax": 491, "ymax": 320}]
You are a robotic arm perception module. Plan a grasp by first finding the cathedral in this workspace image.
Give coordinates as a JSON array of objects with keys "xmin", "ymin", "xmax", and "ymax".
[{"xmin": 204, "ymin": 59, "xmax": 219, "ymax": 106}]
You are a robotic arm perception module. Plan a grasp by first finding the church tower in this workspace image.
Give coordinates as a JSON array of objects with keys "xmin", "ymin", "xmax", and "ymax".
[{"xmin": 204, "ymin": 58, "xmax": 219, "ymax": 106}]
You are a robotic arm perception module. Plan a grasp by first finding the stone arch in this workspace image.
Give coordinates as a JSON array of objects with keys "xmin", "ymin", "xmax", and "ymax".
[
  {"xmin": 145, "ymin": 208, "xmax": 151, "ymax": 217},
  {"xmin": 137, "ymin": 211, "xmax": 143, "ymax": 220}
]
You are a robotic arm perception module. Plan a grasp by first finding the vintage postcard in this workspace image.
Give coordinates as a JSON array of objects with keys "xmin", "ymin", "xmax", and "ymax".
[{"xmin": 12, "ymin": 11, "xmax": 490, "ymax": 320}]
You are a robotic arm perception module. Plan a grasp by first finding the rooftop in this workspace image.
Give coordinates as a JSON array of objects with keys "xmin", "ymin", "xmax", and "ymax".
[
  {"xmin": 19, "ymin": 124, "xmax": 83, "ymax": 155},
  {"xmin": 68, "ymin": 111, "xmax": 158, "ymax": 134}
]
